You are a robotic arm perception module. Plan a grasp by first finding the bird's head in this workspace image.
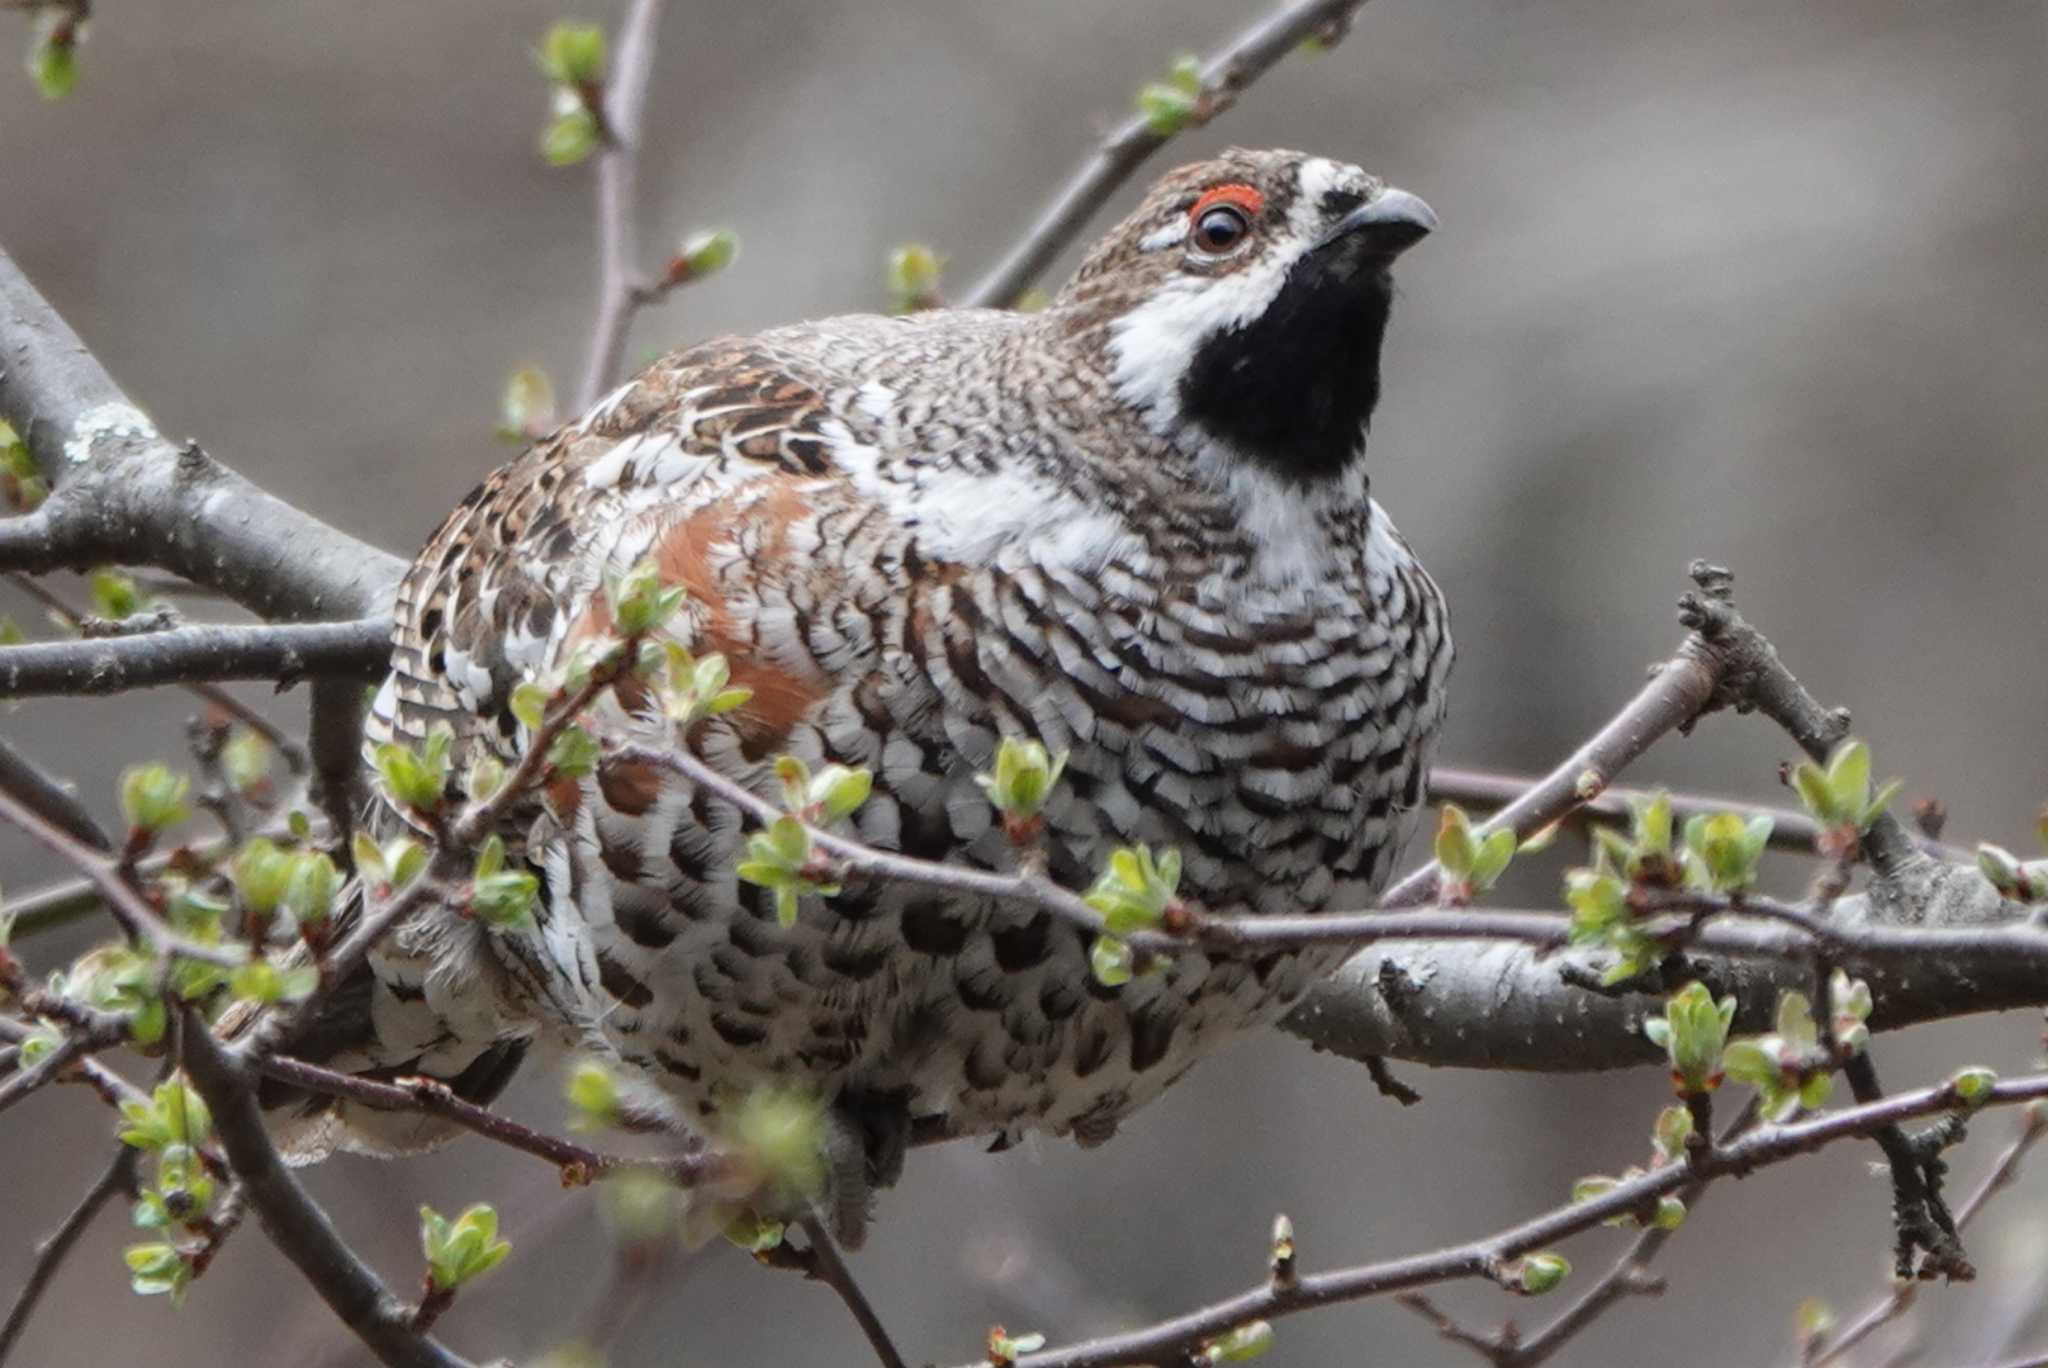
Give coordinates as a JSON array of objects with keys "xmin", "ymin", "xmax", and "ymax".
[{"xmin": 1053, "ymin": 148, "xmax": 1434, "ymax": 484}]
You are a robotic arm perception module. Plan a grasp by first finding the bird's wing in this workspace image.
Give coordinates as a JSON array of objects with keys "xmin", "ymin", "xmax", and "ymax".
[{"xmin": 369, "ymin": 334, "xmax": 885, "ymax": 770}]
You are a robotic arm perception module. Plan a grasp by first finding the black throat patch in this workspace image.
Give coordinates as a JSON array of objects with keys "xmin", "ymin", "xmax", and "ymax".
[{"xmin": 1177, "ymin": 249, "xmax": 1396, "ymax": 483}]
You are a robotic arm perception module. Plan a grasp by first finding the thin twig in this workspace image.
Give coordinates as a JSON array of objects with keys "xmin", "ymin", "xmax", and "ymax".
[
  {"xmin": 965, "ymin": 1072, "xmax": 2048, "ymax": 1368},
  {"xmin": 0, "ymin": 1146, "xmax": 139, "ymax": 1366},
  {"xmin": 0, "ymin": 1033, "xmax": 87, "ymax": 1116},
  {"xmin": 574, "ymin": 0, "xmax": 668, "ymax": 410},
  {"xmin": 1499, "ymin": 1099, "xmax": 1761, "ymax": 1368},
  {"xmin": 963, "ymin": 0, "xmax": 1370, "ymax": 307},
  {"xmin": 1428, "ymin": 766, "xmax": 1969, "ymax": 866},
  {"xmin": 796, "ymin": 1218, "xmax": 909, "ymax": 1368},
  {"xmin": 255, "ymin": 1055, "xmax": 724, "ymax": 1187},
  {"xmin": 0, "ymin": 785, "xmax": 245, "ymax": 968},
  {"xmin": 1381, "ymin": 630, "xmax": 1726, "ymax": 911}
]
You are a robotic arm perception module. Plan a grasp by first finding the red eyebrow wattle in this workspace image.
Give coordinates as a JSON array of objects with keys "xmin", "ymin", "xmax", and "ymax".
[{"xmin": 1190, "ymin": 184, "xmax": 1265, "ymax": 220}]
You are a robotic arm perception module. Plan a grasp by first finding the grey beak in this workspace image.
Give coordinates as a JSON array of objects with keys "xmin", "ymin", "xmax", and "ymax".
[{"xmin": 1317, "ymin": 186, "xmax": 1437, "ymax": 256}]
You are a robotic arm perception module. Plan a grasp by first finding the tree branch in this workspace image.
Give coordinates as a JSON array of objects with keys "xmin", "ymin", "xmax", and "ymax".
[
  {"xmin": 962, "ymin": 0, "xmax": 1369, "ymax": 308},
  {"xmin": 793, "ymin": 1219, "xmax": 909, "ymax": 1368},
  {"xmin": 1283, "ymin": 563, "xmax": 1989, "ymax": 1072},
  {"xmin": 255, "ymin": 1055, "xmax": 724, "ymax": 1187},
  {"xmin": 180, "ymin": 1020, "xmax": 476, "ymax": 1368},
  {"xmin": 0, "ymin": 733, "xmax": 109, "ymax": 851},
  {"xmin": 0, "ymin": 784, "xmax": 246, "ymax": 969},
  {"xmin": 0, "ymin": 618, "xmax": 388, "ymax": 698},
  {"xmin": 974, "ymin": 1074, "xmax": 2048, "ymax": 1368},
  {"xmin": 1806, "ymin": 1104, "xmax": 2048, "ymax": 1365},
  {"xmin": 0, "ymin": 1146, "xmax": 138, "ymax": 1367},
  {"xmin": 0, "ymin": 242, "xmax": 403, "ymax": 621},
  {"xmin": 574, "ymin": 0, "xmax": 668, "ymax": 410}
]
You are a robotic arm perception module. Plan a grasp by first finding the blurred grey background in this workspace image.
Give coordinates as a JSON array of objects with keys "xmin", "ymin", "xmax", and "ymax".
[{"xmin": 3, "ymin": 0, "xmax": 2045, "ymax": 1364}]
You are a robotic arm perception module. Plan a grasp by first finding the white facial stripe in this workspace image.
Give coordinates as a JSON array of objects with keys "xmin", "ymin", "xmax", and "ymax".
[
  {"xmin": 1138, "ymin": 219, "xmax": 1188, "ymax": 252},
  {"xmin": 1106, "ymin": 236, "xmax": 1311, "ymax": 432}
]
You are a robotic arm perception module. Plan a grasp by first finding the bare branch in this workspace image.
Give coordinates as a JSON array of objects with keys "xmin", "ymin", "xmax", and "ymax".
[
  {"xmin": 0, "ymin": 242, "xmax": 403, "ymax": 621},
  {"xmin": 255, "ymin": 1055, "xmax": 724, "ymax": 1187},
  {"xmin": 972, "ymin": 1073, "xmax": 2048, "ymax": 1368},
  {"xmin": 0, "ymin": 734, "xmax": 109, "ymax": 851},
  {"xmin": 181, "ymin": 1020, "xmax": 476, "ymax": 1368},
  {"xmin": 6, "ymin": 573, "xmax": 311, "ymax": 774},
  {"xmin": 963, "ymin": 0, "xmax": 1370, "ymax": 308},
  {"xmin": 0, "ymin": 1146, "xmax": 139, "ymax": 1367},
  {"xmin": 0, "ymin": 617, "xmax": 388, "ymax": 698},
  {"xmin": 794, "ymin": 1218, "xmax": 910, "ymax": 1368},
  {"xmin": 574, "ymin": 0, "xmax": 668, "ymax": 410},
  {"xmin": 1809, "ymin": 1104, "xmax": 2048, "ymax": 1366}
]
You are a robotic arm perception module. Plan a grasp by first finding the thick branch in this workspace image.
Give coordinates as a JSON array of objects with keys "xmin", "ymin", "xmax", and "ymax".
[
  {"xmin": 1281, "ymin": 877, "xmax": 2031, "ymax": 1072},
  {"xmin": 962, "ymin": 0, "xmax": 1370, "ymax": 308},
  {"xmin": 0, "ymin": 242, "xmax": 403, "ymax": 619},
  {"xmin": 181, "ymin": 1022, "xmax": 474, "ymax": 1368},
  {"xmin": 0, "ymin": 618, "xmax": 388, "ymax": 697}
]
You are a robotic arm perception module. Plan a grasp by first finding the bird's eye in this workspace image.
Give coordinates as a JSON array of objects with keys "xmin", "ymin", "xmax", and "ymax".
[{"xmin": 1192, "ymin": 204, "xmax": 1251, "ymax": 254}]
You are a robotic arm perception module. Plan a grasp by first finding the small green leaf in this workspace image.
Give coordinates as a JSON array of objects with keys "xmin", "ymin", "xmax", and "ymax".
[
  {"xmin": 1208, "ymin": 1321, "xmax": 1274, "ymax": 1362},
  {"xmin": 1433, "ymin": 804, "xmax": 1476, "ymax": 877},
  {"xmin": 500, "ymin": 366, "xmax": 558, "ymax": 440},
  {"xmin": 720, "ymin": 1208, "xmax": 786, "ymax": 1253},
  {"xmin": 1952, "ymin": 1067, "xmax": 1998, "ymax": 1105},
  {"xmin": 220, "ymin": 728, "xmax": 272, "ymax": 795},
  {"xmin": 119, "ymin": 764, "xmax": 191, "ymax": 834},
  {"xmin": 88, "ymin": 568, "xmax": 143, "ymax": 621},
  {"xmin": 885, "ymin": 243, "xmax": 944, "ymax": 312},
  {"xmin": 605, "ymin": 559, "xmax": 688, "ymax": 637},
  {"xmin": 565, "ymin": 1059, "xmax": 621, "ymax": 1132},
  {"xmin": 124, "ymin": 1243, "xmax": 190, "ymax": 1302},
  {"xmin": 29, "ymin": 27, "xmax": 78, "ymax": 102},
  {"xmin": 546, "ymin": 725, "xmax": 599, "ymax": 779},
  {"xmin": 724, "ymin": 1088, "xmax": 827, "ymax": 1201},
  {"xmin": 541, "ymin": 106, "xmax": 601, "ymax": 166},
  {"xmin": 674, "ymin": 228, "xmax": 739, "ymax": 280},
  {"xmin": 283, "ymin": 851, "xmax": 340, "ymax": 927},
  {"xmin": 231, "ymin": 837, "xmax": 298, "ymax": 916},
  {"xmin": 509, "ymin": 681, "xmax": 551, "ymax": 732},
  {"xmin": 1135, "ymin": 79, "xmax": 1199, "ymax": 135},
  {"xmin": 1644, "ymin": 981, "xmax": 1734, "ymax": 1095},
  {"xmin": 536, "ymin": 21, "xmax": 607, "ymax": 86},
  {"xmin": 420, "ymin": 1202, "xmax": 512, "ymax": 1292},
  {"xmin": 1515, "ymin": 1251, "xmax": 1571, "ymax": 1295},
  {"xmin": 975, "ymin": 736, "xmax": 1067, "ymax": 822},
  {"xmin": 1089, "ymin": 935, "xmax": 1134, "ymax": 987}
]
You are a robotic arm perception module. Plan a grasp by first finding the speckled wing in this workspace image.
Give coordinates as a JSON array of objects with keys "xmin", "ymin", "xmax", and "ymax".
[{"xmin": 366, "ymin": 335, "xmax": 864, "ymax": 771}]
